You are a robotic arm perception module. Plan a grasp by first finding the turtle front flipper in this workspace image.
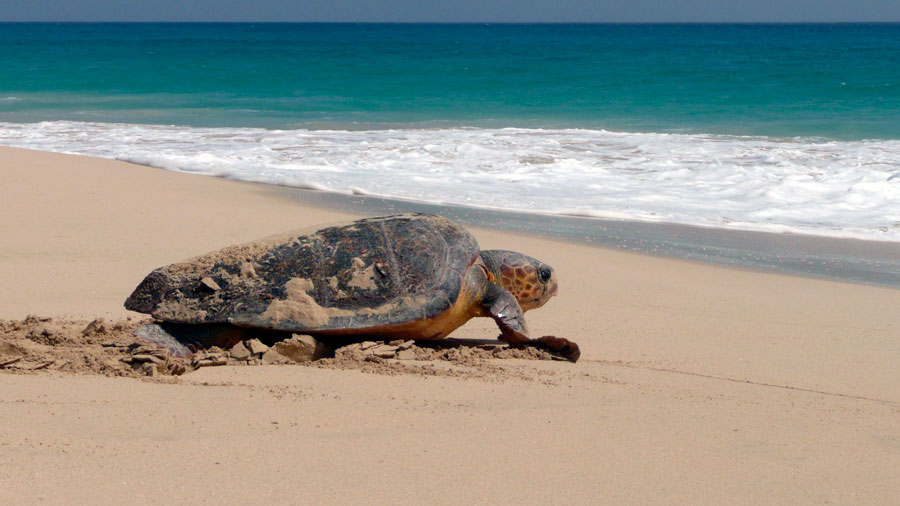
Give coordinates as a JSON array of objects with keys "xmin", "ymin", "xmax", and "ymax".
[{"xmin": 482, "ymin": 284, "xmax": 581, "ymax": 363}]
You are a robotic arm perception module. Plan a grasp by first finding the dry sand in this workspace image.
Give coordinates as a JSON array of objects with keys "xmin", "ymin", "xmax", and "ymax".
[{"xmin": 2, "ymin": 146, "xmax": 900, "ymax": 504}]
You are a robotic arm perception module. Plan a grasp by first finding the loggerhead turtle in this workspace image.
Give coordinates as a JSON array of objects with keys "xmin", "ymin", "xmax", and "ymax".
[{"xmin": 124, "ymin": 214, "xmax": 580, "ymax": 362}]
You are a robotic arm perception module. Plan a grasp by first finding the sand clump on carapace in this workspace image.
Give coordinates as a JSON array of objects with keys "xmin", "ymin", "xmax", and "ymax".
[{"xmin": 0, "ymin": 316, "xmax": 560, "ymax": 381}]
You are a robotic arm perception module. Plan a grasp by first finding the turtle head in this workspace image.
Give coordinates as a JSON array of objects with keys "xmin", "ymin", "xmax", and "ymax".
[{"xmin": 480, "ymin": 250, "xmax": 558, "ymax": 311}]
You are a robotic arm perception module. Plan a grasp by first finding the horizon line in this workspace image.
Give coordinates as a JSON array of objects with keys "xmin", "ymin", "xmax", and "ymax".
[{"xmin": 2, "ymin": 20, "xmax": 899, "ymax": 25}]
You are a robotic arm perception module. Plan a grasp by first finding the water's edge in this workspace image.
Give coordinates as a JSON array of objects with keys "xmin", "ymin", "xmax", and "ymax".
[{"xmin": 263, "ymin": 184, "xmax": 900, "ymax": 290}]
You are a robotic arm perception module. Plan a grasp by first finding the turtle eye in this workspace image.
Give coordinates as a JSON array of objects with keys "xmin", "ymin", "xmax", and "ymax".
[{"xmin": 537, "ymin": 266, "xmax": 552, "ymax": 283}]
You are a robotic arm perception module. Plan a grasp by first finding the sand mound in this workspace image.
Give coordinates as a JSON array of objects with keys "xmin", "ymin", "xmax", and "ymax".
[
  {"xmin": 0, "ymin": 316, "xmax": 557, "ymax": 381},
  {"xmin": 0, "ymin": 316, "xmax": 188, "ymax": 379}
]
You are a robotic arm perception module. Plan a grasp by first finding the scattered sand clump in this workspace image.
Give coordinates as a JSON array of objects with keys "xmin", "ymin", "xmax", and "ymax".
[
  {"xmin": 0, "ymin": 315, "xmax": 182, "ymax": 379},
  {"xmin": 1, "ymin": 316, "xmax": 560, "ymax": 381}
]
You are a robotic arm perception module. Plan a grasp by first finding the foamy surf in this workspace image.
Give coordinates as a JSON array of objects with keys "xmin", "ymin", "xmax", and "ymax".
[{"xmin": 2, "ymin": 120, "xmax": 899, "ymax": 242}]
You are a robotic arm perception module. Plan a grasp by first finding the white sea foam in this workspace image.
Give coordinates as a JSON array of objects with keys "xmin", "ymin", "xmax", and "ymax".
[{"xmin": 2, "ymin": 120, "xmax": 900, "ymax": 242}]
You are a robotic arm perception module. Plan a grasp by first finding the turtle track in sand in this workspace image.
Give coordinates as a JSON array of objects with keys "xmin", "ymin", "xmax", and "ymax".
[{"xmin": 0, "ymin": 316, "xmax": 559, "ymax": 382}]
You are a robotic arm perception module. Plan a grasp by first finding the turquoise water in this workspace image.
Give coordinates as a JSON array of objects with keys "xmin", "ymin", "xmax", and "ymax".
[
  {"xmin": 2, "ymin": 23, "xmax": 900, "ymax": 243},
  {"xmin": 2, "ymin": 23, "xmax": 900, "ymax": 139}
]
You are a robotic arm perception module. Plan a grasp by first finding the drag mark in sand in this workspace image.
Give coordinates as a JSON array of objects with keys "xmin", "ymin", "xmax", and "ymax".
[{"xmin": 590, "ymin": 359, "xmax": 900, "ymax": 406}]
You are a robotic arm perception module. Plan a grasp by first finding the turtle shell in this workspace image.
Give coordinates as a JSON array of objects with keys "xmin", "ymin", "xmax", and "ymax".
[{"xmin": 124, "ymin": 214, "xmax": 480, "ymax": 333}]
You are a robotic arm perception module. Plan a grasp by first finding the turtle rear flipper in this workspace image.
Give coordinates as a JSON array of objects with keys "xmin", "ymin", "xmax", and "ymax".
[
  {"xmin": 134, "ymin": 324, "xmax": 193, "ymax": 358},
  {"xmin": 134, "ymin": 322, "xmax": 266, "ymax": 357}
]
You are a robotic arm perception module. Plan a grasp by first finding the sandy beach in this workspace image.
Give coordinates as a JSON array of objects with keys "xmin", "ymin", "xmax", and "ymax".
[{"xmin": 2, "ymin": 146, "xmax": 900, "ymax": 504}]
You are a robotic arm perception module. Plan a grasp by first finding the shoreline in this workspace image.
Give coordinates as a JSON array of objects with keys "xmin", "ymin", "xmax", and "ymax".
[
  {"xmin": 261, "ymin": 183, "xmax": 900, "ymax": 290},
  {"xmin": 6, "ymin": 139, "xmax": 898, "ymax": 289},
  {"xmin": 0, "ymin": 144, "xmax": 896, "ymax": 309}
]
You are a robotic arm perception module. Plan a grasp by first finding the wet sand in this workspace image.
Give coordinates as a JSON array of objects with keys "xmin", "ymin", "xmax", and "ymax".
[{"xmin": 2, "ymin": 146, "xmax": 900, "ymax": 504}]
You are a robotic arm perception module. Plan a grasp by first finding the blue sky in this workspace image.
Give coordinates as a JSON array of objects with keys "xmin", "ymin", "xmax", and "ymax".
[{"xmin": 1, "ymin": 0, "xmax": 899, "ymax": 22}]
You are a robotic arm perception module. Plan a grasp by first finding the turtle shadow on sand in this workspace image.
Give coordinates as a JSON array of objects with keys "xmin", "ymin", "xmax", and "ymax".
[{"xmin": 126, "ymin": 214, "xmax": 580, "ymax": 363}]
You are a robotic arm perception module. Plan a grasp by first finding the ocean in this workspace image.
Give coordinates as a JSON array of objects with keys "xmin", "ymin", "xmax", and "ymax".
[{"xmin": 1, "ymin": 23, "xmax": 900, "ymax": 242}]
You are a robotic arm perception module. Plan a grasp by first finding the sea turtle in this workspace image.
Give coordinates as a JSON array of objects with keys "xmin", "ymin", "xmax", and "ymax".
[{"xmin": 124, "ymin": 213, "xmax": 580, "ymax": 362}]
